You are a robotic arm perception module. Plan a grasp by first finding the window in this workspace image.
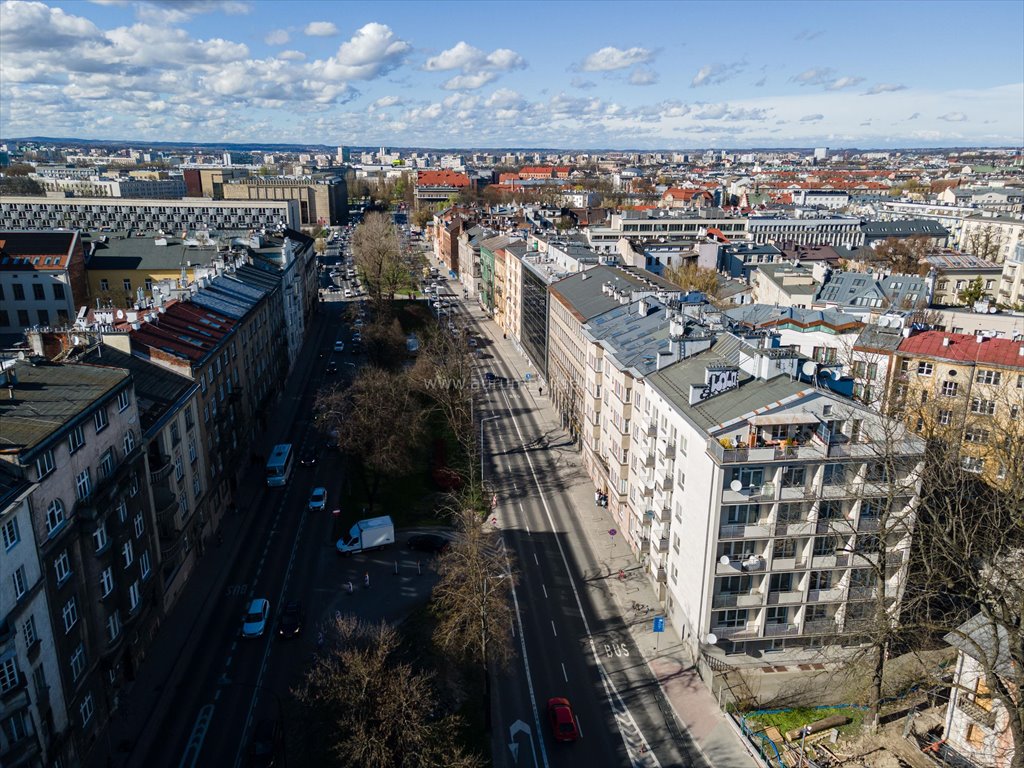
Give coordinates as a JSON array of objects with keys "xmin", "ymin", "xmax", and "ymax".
[
  {"xmin": 123, "ymin": 429, "xmax": 136, "ymax": 455},
  {"xmin": 133, "ymin": 512, "xmax": 144, "ymax": 538},
  {"xmin": 37, "ymin": 308, "xmax": 50, "ymax": 326},
  {"xmin": 941, "ymin": 380, "xmax": 959, "ymax": 398},
  {"xmin": 75, "ymin": 469, "xmax": 91, "ymax": 501},
  {"xmin": 813, "ymin": 536, "xmax": 839, "ymax": 556},
  {"xmin": 129, "ymin": 580, "xmax": 141, "ymax": 613},
  {"xmin": 106, "ymin": 611, "xmax": 121, "ymax": 643},
  {"xmin": 22, "ymin": 615, "xmax": 37, "ymax": 649},
  {"xmin": 964, "ymin": 427, "xmax": 991, "ymax": 444},
  {"xmin": 116, "ymin": 499, "xmax": 128, "ymax": 523},
  {"xmin": 719, "ymin": 575, "xmax": 751, "ymax": 594},
  {"xmin": 713, "ymin": 609, "xmax": 748, "ymax": 628},
  {"xmin": 170, "ymin": 422, "xmax": 181, "ymax": 445},
  {"xmin": 185, "ymin": 405, "xmax": 195, "ymax": 431},
  {"xmin": 806, "ymin": 605, "xmax": 829, "ymax": 622},
  {"xmin": 94, "ymin": 407, "xmax": 109, "ymax": 433},
  {"xmin": 122, "ymin": 540, "xmax": 134, "ymax": 568},
  {"xmin": 122, "ymin": 278, "xmax": 132, "ymax": 292},
  {"xmin": 141, "ymin": 550, "xmax": 151, "ymax": 580},
  {"xmin": 823, "ymin": 464, "xmax": 845, "ymax": 485},
  {"xmin": 100, "ymin": 567, "xmax": 114, "ymax": 598},
  {"xmin": 970, "ymin": 398, "xmax": 996, "ymax": 415},
  {"xmin": 188, "ymin": 438, "xmax": 197, "ymax": 464},
  {"xmin": 17, "ymin": 309, "xmax": 29, "ymax": 326},
  {"xmin": 99, "ymin": 279, "xmax": 109, "ymax": 291},
  {"xmin": 117, "ymin": 389, "xmax": 130, "ymax": 411},
  {"xmin": 53, "ymin": 282, "xmax": 65, "ymax": 300},
  {"xmin": 724, "ymin": 504, "xmax": 760, "ymax": 525},
  {"xmin": 35, "ymin": 449, "xmax": 55, "ymax": 479},
  {"xmin": 80, "ymin": 692, "xmax": 95, "ymax": 727},
  {"xmin": 174, "ymin": 453, "xmax": 184, "ymax": 481},
  {"xmin": 12, "ymin": 283, "xmax": 25, "ymax": 300},
  {"xmin": 54, "ymin": 550, "xmax": 71, "ymax": 584},
  {"xmin": 917, "ymin": 361, "xmax": 933, "ymax": 376},
  {"xmin": 46, "ymin": 498, "xmax": 65, "ymax": 534},
  {"xmin": 13, "ymin": 566, "xmax": 28, "ymax": 600},
  {"xmin": 765, "ymin": 607, "xmax": 789, "ymax": 625},
  {"xmin": 99, "ymin": 448, "xmax": 115, "ymax": 480},
  {"xmin": 32, "ymin": 283, "xmax": 45, "ymax": 300},
  {"xmin": 975, "ymin": 369, "xmax": 1001, "ymax": 385},
  {"xmin": 809, "ymin": 570, "xmax": 833, "ymax": 590},
  {"xmin": 938, "ymin": 409, "xmax": 952, "ymax": 425},
  {"xmin": 70, "ymin": 643, "xmax": 86, "ymax": 681},
  {"xmin": 62, "ymin": 597, "xmax": 78, "ymax": 632},
  {"xmin": 781, "ymin": 466, "xmax": 805, "ymax": 487},
  {"xmin": 769, "ymin": 573, "xmax": 793, "ymax": 592},
  {"xmin": 0, "ymin": 658, "xmax": 19, "ymax": 694},
  {"xmin": 2, "ymin": 517, "xmax": 20, "ymax": 550},
  {"xmin": 192, "ymin": 474, "xmax": 202, "ymax": 497},
  {"xmin": 818, "ymin": 500, "xmax": 843, "ymax": 520},
  {"xmin": 735, "ymin": 467, "xmax": 764, "ymax": 489},
  {"xmin": 861, "ymin": 499, "xmax": 887, "ymax": 518},
  {"xmin": 68, "ymin": 425, "xmax": 84, "ymax": 453},
  {"xmin": 179, "ymin": 492, "xmax": 189, "ymax": 516},
  {"xmin": 961, "ymin": 456, "xmax": 985, "ymax": 473}
]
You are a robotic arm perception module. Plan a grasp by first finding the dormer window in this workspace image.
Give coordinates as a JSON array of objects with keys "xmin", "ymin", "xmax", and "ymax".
[{"xmin": 822, "ymin": 404, "xmax": 833, "ymax": 417}]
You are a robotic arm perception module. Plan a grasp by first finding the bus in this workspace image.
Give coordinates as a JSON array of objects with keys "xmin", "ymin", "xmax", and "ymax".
[{"xmin": 265, "ymin": 444, "xmax": 294, "ymax": 487}]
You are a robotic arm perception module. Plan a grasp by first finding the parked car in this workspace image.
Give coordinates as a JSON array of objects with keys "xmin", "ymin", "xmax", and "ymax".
[
  {"xmin": 344, "ymin": 288, "xmax": 354, "ymax": 298},
  {"xmin": 406, "ymin": 533, "xmax": 450, "ymax": 554},
  {"xmin": 299, "ymin": 447, "xmax": 319, "ymax": 467},
  {"xmin": 307, "ymin": 487, "xmax": 327, "ymax": 512},
  {"xmin": 334, "ymin": 340, "xmax": 345, "ymax": 352},
  {"xmin": 277, "ymin": 601, "xmax": 304, "ymax": 638},
  {"xmin": 325, "ymin": 361, "xmax": 338, "ymax": 374},
  {"xmin": 242, "ymin": 598, "xmax": 270, "ymax": 638},
  {"xmin": 547, "ymin": 697, "xmax": 579, "ymax": 742}
]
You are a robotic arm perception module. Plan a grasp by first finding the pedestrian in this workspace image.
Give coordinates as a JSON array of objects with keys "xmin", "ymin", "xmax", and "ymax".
[
  {"xmin": 538, "ymin": 386, "xmax": 544, "ymax": 396},
  {"xmin": 595, "ymin": 490, "xmax": 601, "ymax": 506},
  {"xmin": 346, "ymin": 581, "xmax": 354, "ymax": 595},
  {"xmin": 364, "ymin": 571, "xmax": 370, "ymax": 589}
]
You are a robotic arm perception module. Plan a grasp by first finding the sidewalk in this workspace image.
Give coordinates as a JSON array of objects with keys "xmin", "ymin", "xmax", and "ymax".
[
  {"xmin": 88, "ymin": 312, "xmax": 328, "ymax": 768},
  {"xmin": 467, "ymin": 300, "xmax": 761, "ymax": 768}
]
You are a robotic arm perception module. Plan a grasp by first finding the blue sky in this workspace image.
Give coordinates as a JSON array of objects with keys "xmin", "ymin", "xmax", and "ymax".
[{"xmin": 1, "ymin": 0, "xmax": 1021, "ymax": 149}]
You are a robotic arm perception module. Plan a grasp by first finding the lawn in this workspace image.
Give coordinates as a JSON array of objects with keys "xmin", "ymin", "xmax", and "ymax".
[{"xmin": 747, "ymin": 706, "xmax": 866, "ymax": 739}]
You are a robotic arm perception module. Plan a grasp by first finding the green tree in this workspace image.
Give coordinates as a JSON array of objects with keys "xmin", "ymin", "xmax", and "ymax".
[{"xmin": 957, "ymin": 276, "xmax": 986, "ymax": 305}]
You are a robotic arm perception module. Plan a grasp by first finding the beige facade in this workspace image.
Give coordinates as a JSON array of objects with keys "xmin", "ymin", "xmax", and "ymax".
[
  {"xmin": 221, "ymin": 177, "xmax": 347, "ymax": 229},
  {"xmin": 960, "ymin": 214, "xmax": 1024, "ymax": 265},
  {"xmin": 502, "ymin": 245, "xmax": 524, "ymax": 344}
]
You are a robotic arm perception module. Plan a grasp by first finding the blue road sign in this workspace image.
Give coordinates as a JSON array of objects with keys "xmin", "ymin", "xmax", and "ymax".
[{"xmin": 652, "ymin": 616, "xmax": 666, "ymax": 633}]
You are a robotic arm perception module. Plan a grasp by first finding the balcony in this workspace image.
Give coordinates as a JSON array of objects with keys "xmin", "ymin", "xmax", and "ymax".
[
  {"xmin": 716, "ymin": 555, "xmax": 766, "ymax": 575},
  {"xmin": 154, "ymin": 486, "xmax": 178, "ymax": 525},
  {"xmin": 719, "ymin": 522, "xmax": 771, "ymax": 540},
  {"xmin": 847, "ymin": 586, "xmax": 877, "ymax": 601},
  {"xmin": 712, "ymin": 623, "xmax": 759, "ymax": 640},
  {"xmin": 803, "ymin": 619, "xmax": 839, "ymax": 635},
  {"xmin": 658, "ymin": 505, "xmax": 671, "ymax": 524},
  {"xmin": 646, "ymin": 421, "xmax": 657, "ymax": 437},
  {"xmin": 149, "ymin": 454, "xmax": 173, "ymax": 485},
  {"xmin": 763, "ymin": 622, "xmax": 801, "ymax": 637},
  {"xmin": 766, "ymin": 590, "xmax": 804, "ymax": 605},
  {"xmin": 644, "ymin": 452, "xmax": 656, "ymax": 469},
  {"xmin": 641, "ymin": 485, "xmax": 654, "ymax": 499},
  {"xmin": 857, "ymin": 517, "xmax": 880, "ymax": 533},
  {"xmin": 773, "ymin": 520, "xmax": 814, "ymax": 537},
  {"xmin": 771, "ymin": 557, "xmax": 809, "ymax": 571},
  {"xmin": 656, "ymin": 567, "xmax": 667, "ymax": 583},
  {"xmin": 657, "ymin": 537, "xmax": 669, "ymax": 554},
  {"xmin": 956, "ymin": 696, "xmax": 996, "ymax": 728},
  {"xmin": 807, "ymin": 586, "xmax": 845, "ymax": 602},
  {"xmin": 659, "ymin": 443, "xmax": 676, "ymax": 460}
]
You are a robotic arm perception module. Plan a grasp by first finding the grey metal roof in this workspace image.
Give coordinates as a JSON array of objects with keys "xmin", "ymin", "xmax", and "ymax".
[
  {"xmin": 853, "ymin": 323, "xmax": 905, "ymax": 353},
  {"xmin": 191, "ymin": 274, "xmax": 269, "ymax": 320},
  {"xmin": 861, "ymin": 219, "xmax": 949, "ymax": 237},
  {"xmin": 725, "ymin": 304, "xmax": 863, "ymax": 330},
  {"xmin": 550, "ymin": 265, "xmax": 669, "ymax": 322},
  {"xmin": 480, "ymin": 234, "xmax": 513, "ymax": 252},
  {"xmin": 84, "ymin": 234, "xmax": 222, "ymax": 271},
  {"xmin": 815, "ymin": 271, "xmax": 927, "ymax": 307},
  {"xmin": 945, "ymin": 613, "xmax": 1014, "ymax": 677},
  {"xmin": 585, "ymin": 298, "xmax": 675, "ymax": 376},
  {"xmin": 77, "ymin": 345, "xmax": 196, "ymax": 435},
  {"xmin": 646, "ymin": 344, "xmax": 808, "ymax": 432},
  {"xmin": 0, "ymin": 360, "xmax": 129, "ymax": 457}
]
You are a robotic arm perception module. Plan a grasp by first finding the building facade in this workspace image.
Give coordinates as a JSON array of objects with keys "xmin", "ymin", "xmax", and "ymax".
[{"xmin": 0, "ymin": 231, "xmax": 88, "ymax": 336}]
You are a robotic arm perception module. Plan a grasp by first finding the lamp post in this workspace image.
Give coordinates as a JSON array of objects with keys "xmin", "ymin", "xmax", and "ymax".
[{"xmin": 481, "ymin": 569, "xmax": 511, "ymax": 732}]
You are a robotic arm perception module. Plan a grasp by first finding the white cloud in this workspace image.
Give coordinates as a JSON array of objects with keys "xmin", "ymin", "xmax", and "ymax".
[
  {"xmin": 571, "ymin": 76, "xmax": 596, "ymax": 89},
  {"xmin": 800, "ymin": 113, "xmax": 824, "ymax": 122},
  {"xmin": 580, "ymin": 45, "xmax": 654, "ymax": 72},
  {"xmin": 825, "ymin": 76, "xmax": 863, "ymax": 91},
  {"xmin": 907, "ymin": 112, "xmax": 921, "ymax": 120},
  {"xmin": 304, "ymin": 21, "xmax": 338, "ymax": 37},
  {"xmin": 938, "ymin": 111, "xmax": 967, "ymax": 122},
  {"xmin": 442, "ymin": 72, "xmax": 497, "ymax": 91},
  {"xmin": 792, "ymin": 67, "xmax": 862, "ymax": 91},
  {"xmin": 793, "ymin": 29, "xmax": 824, "ymax": 41},
  {"xmin": 863, "ymin": 82, "xmax": 906, "ymax": 95},
  {"xmin": 132, "ymin": 1, "xmax": 250, "ymax": 24},
  {"xmin": 317, "ymin": 23, "xmax": 411, "ymax": 81},
  {"xmin": 485, "ymin": 88, "xmax": 526, "ymax": 110},
  {"xmin": 691, "ymin": 62, "xmax": 745, "ymax": 87},
  {"xmin": 629, "ymin": 68, "xmax": 658, "ymax": 86},
  {"xmin": 371, "ymin": 95, "xmax": 403, "ymax": 109},
  {"xmin": 264, "ymin": 29, "xmax": 289, "ymax": 46},
  {"xmin": 278, "ymin": 49, "xmax": 305, "ymax": 61}
]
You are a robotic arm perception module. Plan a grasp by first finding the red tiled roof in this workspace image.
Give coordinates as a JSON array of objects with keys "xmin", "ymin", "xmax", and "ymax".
[
  {"xmin": 130, "ymin": 300, "xmax": 237, "ymax": 363},
  {"xmin": 0, "ymin": 231, "xmax": 79, "ymax": 271},
  {"xmin": 417, "ymin": 170, "xmax": 471, "ymax": 187},
  {"xmin": 898, "ymin": 330, "xmax": 1024, "ymax": 368},
  {"xmin": 706, "ymin": 227, "xmax": 731, "ymax": 244}
]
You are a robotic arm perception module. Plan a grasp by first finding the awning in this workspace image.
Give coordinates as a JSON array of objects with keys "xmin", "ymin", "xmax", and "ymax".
[{"xmin": 750, "ymin": 412, "xmax": 819, "ymax": 426}]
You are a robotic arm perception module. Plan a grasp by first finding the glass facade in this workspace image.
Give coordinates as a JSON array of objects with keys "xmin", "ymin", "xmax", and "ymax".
[{"xmin": 520, "ymin": 263, "xmax": 549, "ymax": 378}]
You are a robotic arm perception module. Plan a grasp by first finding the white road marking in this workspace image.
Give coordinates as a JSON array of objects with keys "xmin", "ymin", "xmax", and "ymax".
[
  {"xmin": 561, "ymin": 663, "xmax": 568, "ymax": 683},
  {"xmin": 500, "ymin": 388, "xmax": 661, "ymax": 766},
  {"xmin": 541, "ymin": 583, "xmax": 548, "ymax": 598},
  {"xmin": 551, "ymin": 620, "xmax": 557, "ymax": 637},
  {"xmin": 534, "ymin": 552, "xmax": 539, "ymax": 565},
  {"xmin": 225, "ymin": 655, "xmax": 232, "ymax": 667}
]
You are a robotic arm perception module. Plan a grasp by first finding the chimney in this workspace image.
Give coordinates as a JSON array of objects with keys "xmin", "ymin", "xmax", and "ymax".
[{"xmin": 942, "ymin": 337, "xmax": 951, "ymax": 346}]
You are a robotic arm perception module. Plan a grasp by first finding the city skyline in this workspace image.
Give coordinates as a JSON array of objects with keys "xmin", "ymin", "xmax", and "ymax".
[{"xmin": 0, "ymin": 0, "xmax": 1022, "ymax": 150}]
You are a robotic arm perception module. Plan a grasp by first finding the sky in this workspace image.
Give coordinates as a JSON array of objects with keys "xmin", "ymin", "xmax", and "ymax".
[{"xmin": 0, "ymin": 0, "xmax": 1022, "ymax": 150}]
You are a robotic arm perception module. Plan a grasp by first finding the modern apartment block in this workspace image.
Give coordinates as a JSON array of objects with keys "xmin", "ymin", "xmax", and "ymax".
[
  {"xmin": 0, "ymin": 196, "xmax": 300, "ymax": 234},
  {"xmin": 748, "ymin": 215, "xmax": 862, "ymax": 247},
  {"xmin": 638, "ymin": 335, "xmax": 924, "ymax": 663},
  {"xmin": 0, "ymin": 360, "xmax": 161, "ymax": 765},
  {"xmin": 0, "ymin": 231, "xmax": 89, "ymax": 336}
]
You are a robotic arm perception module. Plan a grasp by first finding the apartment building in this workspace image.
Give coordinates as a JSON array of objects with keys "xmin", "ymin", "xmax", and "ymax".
[
  {"xmin": 639, "ymin": 336, "xmax": 924, "ymax": 664},
  {"xmin": 998, "ymin": 242, "xmax": 1024, "ymax": 308},
  {"xmin": 0, "ymin": 196, "xmax": 300, "ymax": 234},
  {"xmin": 585, "ymin": 209, "xmax": 749, "ymax": 254},
  {"xmin": 76, "ymin": 347, "xmax": 208, "ymax": 611},
  {"xmin": 547, "ymin": 266, "xmax": 680, "ymax": 444},
  {"xmin": 580, "ymin": 296, "xmax": 713, "ymax": 550},
  {"xmin": 0, "ymin": 231, "xmax": 89, "ymax": 335},
  {"xmin": 479, "ymin": 235, "xmax": 512, "ymax": 317},
  {"xmin": 414, "ymin": 170, "xmax": 472, "ymax": 209},
  {"xmin": 925, "ymin": 251, "xmax": 1002, "ymax": 306},
  {"xmin": 888, "ymin": 330, "xmax": 1024, "ymax": 490},
  {"xmin": 221, "ymin": 175, "xmax": 348, "ymax": 230},
  {"xmin": 0, "ymin": 360, "xmax": 161, "ymax": 765},
  {"xmin": 33, "ymin": 177, "xmax": 186, "ymax": 199},
  {"xmin": 748, "ymin": 215, "xmax": 862, "ymax": 247},
  {"xmin": 500, "ymin": 242, "xmax": 527, "ymax": 348},
  {"xmin": 960, "ymin": 214, "xmax": 1024, "ymax": 265},
  {"xmin": 1, "ymin": 465, "xmax": 69, "ymax": 768},
  {"xmin": 860, "ymin": 219, "xmax": 950, "ymax": 248}
]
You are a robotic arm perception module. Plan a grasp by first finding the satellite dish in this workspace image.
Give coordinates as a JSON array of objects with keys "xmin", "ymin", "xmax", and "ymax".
[
  {"xmin": 719, "ymin": 555, "xmax": 731, "ymax": 566},
  {"xmin": 116, "ymin": 309, "xmax": 124, "ymax": 319},
  {"xmin": 72, "ymin": 335, "xmax": 81, "ymax": 346},
  {"xmin": 729, "ymin": 479, "xmax": 743, "ymax": 493},
  {"xmin": 706, "ymin": 633, "xmax": 718, "ymax": 645},
  {"xmin": 801, "ymin": 361, "xmax": 817, "ymax": 377}
]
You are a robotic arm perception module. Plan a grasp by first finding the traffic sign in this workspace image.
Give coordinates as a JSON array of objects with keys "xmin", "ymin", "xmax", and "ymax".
[
  {"xmin": 653, "ymin": 616, "xmax": 666, "ymax": 633},
  {"xmin": 608, "ymin": 529, "xmax": 617, "ymax": 537}
]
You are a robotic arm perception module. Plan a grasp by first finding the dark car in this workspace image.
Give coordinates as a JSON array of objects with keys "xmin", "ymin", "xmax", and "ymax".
[
  {"xmin": 406, "ymin": 533, "xmax": 450, "ymax": 554},
  {"xmin": 299, "ymin": 448, "xmax": 319, "ymax": 467},
  {"xmin": 277, "ymin": 601, "xmax": 304, "ymax": 638},
  {"xmin": 247, "ymin": 718, "xmax": 282, "ymax": 767},
  {"xmin": 325, "ymin": 361, "xmax": 338, "ymax": 374}
]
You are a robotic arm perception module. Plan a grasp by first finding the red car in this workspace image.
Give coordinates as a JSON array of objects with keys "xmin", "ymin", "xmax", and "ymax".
[{"xmin": 547, "ymin": 697, "xmax": 579, "ymax": 742}]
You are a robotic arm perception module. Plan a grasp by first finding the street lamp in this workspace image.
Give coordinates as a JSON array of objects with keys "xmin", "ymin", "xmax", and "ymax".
[{"xmin": 481, "ymin": 569, "xmax": 512, "ymax": 732}]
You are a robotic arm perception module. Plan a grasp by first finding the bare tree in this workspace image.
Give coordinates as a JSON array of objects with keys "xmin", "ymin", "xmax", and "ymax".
[
  {"xmin": 964, "ymin": 224, "xmax": 1002, "ymax": 262},
  {"xmin": 664, "ymin": 261, "xmax": 720, "ymax": 297},
  {"xmin": 870, "ymin": 236, "xmax": 931, "ymax": 276},
  {"xmin": 292, "ymin": 615, "xmax": 482, "ymax": 768},
  {"xmin": 432, "ymin": 503, "xmax": 518, "ymax": 730},
  {"xmin": 315, "ymin": 367, "xmax": 425, "ymax": 512},
  {"xmin": 352, "ymin": 211, "xmax": 410, "ymax": 315}
]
